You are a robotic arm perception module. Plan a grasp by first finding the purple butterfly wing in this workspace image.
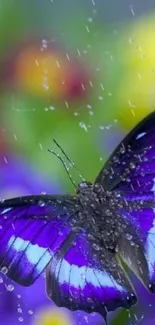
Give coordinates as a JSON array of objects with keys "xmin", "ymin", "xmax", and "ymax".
[
  {"xmin": 46, "ymin": 231, "xmax": 136, "ymax": 319},
  {"xmin": 0, "ymin": 196, "xmax": 137, "ymax": 318},
  {"xmin": 116, "ymin": 205, "xmax": 155, "ymax": 292},
  {"xmin": 95, "ymin": 111, "xmax": 155, "ymax": 292},
  {"xmin": 95, "ymin": 111, "xmax": 155, "ymax": 191},
  {"xmin": 0, "ymin": 195, "xmax": 79, "ymax": 286}
]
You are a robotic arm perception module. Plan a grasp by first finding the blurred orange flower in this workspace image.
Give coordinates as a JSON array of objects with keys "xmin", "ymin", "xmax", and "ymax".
[{"xmin": 1, "ymin": 40, "xmax": 90, "ymax": 103}]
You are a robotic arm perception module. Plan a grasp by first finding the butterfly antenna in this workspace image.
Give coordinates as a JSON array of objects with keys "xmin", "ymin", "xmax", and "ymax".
[
  {"xmin": 53, "ymin": 139, "xmax": 85, "ymax": 182},
  {"xmin": 48, "ymin": 149, "xmax": 77, "ymax": 189}
]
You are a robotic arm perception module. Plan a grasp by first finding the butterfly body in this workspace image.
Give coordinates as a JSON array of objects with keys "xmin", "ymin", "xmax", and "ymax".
[
  {"xmin": 77, "ymin": 181, "xmax": 146, "ymax": 256},
  {"xmin": 1, "ymin": 112, "xmax": 155, "ymax": 324},
  {"xmin": 77, "ymin": 183, "xmax": 116, "ymax": 250}
]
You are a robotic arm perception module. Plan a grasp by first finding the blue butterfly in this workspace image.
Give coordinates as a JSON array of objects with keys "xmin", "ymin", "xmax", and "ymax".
[{"xmin": 1, "ymin": 112, "xmax": 155, "ymax": 324}]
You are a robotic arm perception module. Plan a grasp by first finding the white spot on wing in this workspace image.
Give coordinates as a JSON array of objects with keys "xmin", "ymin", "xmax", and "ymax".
[
  {"xmin": 146, "ymin": 212, "xmax": 155, "ymax": 277},
  {"xmin": 1, "ymin": 208, "xmax": 12, "ymax": 215},
  {"xmin": 8, "ymin": 236, "xmax": 51, "ymax": 272},
  {"xmin": 58, "ymin": 259, "xmax": 70, "ymax": 285},
  {"xmin": 151, "ymin": 178, "xmax": 155, "ymax": 192},
  {"xmin": 70, "ymin": 264, "xmax": 86, "ymax": 289},
  {"xmin": 57, "ymin": 258, "xmax": 125, "ymax": 292},
  {"xmin": 136, "ymin": 132, "xmax": 146, "ymax": 140}
]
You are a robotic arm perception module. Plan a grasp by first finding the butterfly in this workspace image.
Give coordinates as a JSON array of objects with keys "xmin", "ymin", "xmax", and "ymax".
[{"xmin": 0, "ymin": 112, "xmax": 155, "ymax": 324}]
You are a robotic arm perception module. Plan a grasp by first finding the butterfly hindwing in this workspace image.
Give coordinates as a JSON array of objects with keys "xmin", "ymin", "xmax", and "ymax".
[
  {"xmin": 46, "ymin": 231, "xmax": 137, "ymax": 317},
  {"xmin": 116, "ymin": 206, "xmax": 155, "ymax": 292},
  {"xmin": 0, "ymin": 195, "xmax": 79, "ymax": 286}
]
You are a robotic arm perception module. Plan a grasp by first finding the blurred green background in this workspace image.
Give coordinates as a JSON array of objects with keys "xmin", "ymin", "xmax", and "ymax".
[{"xmin": 1, "ymin": 1, "xmax": 155, "ymax": 325}]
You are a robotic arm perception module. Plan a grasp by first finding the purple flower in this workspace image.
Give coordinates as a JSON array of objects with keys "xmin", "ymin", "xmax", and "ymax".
[
  {"xmin": 125, "ymin": 278, "xmax": 155, "ymax": 325},
  {"xmin": 0, "ymin": 154, "xmax": 61, "ymax": 198}
]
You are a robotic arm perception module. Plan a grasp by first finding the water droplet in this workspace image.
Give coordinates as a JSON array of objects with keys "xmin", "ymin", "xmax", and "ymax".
[
  {"xmin": 38, "ymin": 200, "xmax": 45, "ymax": 207},
  {"xmin": 17, "ymin": 294, "xmax": 21, "ymax": 299},
  {"xmin": 87, "ymin": 17, "xmax": 93, "ymax": 23},
  {"xmin": 49, "ymin": 105, "xmax": 55, "ymax": 111},
  {"xmin": 28, "ymin": 309, "xmax": 33, "ymax": 315},
  {"xmin": 126, "ymin": 234, "xmax": 133, "ymax": 241},
  {"xmin": 84, "ymin": 315, "xmax": 89, "ymax": 323},
  {"xmin": 88, "ymin": 234, "xmax": 94, "ymax": 240},
  {"xmin": 92, "ymin": 243, "xmax": 100, "ymax": 251},
  {"xmin": 113, "ymin": 156, "xmax": 119, "ymax": 163},
  {"xmin": 18, "ymin": 308, "xmax": 23, "ymax": 314},
  {"xmin": 6, "ymin": 284, "xmax": 14, "ymax": 292},
  {"xmin": 120, "ymin": 146, "xmax": 125, "ymax": 154},
  {"xmin": 1, "ymin": 266, "xmax": 8, "ymax": 274},
  {"xmin": 129, "ymin": 162, "xmax": 136, "ymax": 169},
  {"xmin": 18, "ymin": 317, "xmax": 24, "ymax": 322},
  {"xmin": 130, "ymin": 241, "xmax": 135, "ymax": 246}
]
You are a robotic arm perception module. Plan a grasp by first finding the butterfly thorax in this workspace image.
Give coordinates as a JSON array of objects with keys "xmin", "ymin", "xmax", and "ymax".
[
  {"xmin": 77, "ymin": 181, "xmax": 146, "ymax": 257},
  {"xmin": 77, "ymin": 181, "xmax": 119, "ymax": 251},
  {"xmin": 77, "ymin": 181, "xmax": 107, "ymax": 206}
]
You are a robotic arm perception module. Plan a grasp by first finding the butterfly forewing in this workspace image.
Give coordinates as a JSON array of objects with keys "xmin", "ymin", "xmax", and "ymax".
[
  {"xmin": 95, "ymin": 111, "xmax": 155, "ymax": 191},
  {"xmin": 96, "ymin": 111, "xmax": 155, "ymax": 292}
]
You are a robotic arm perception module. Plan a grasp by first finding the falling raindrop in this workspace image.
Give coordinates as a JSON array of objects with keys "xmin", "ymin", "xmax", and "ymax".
[{"xmin": 79, "ymin": 122, "xmax": 88, "ymax": 132}]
